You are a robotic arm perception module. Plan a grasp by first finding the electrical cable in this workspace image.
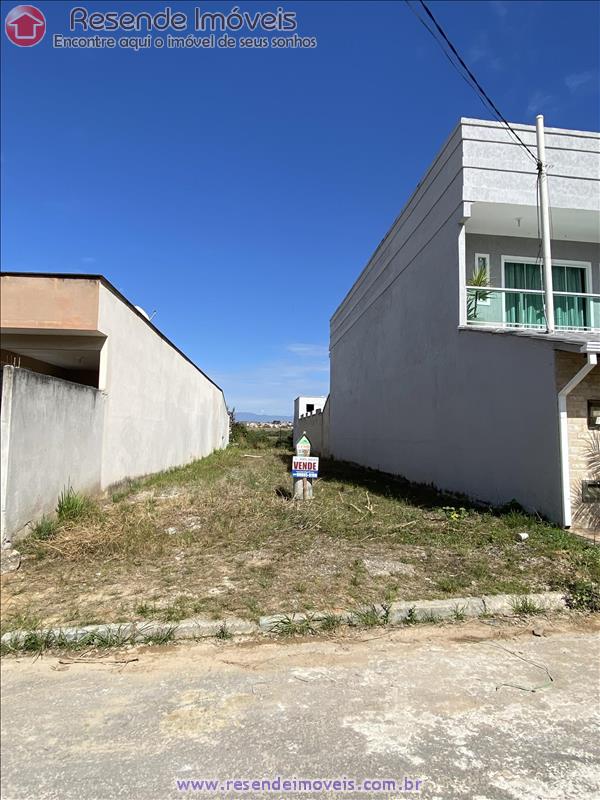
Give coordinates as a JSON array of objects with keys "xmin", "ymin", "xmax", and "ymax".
[
  {"xmin": 404, "ymin": 0, "xmax": 552, "ymax": 327},
  {"xmin": 405, "ymin": 0, "xmax": 540, "ymax": 166}
]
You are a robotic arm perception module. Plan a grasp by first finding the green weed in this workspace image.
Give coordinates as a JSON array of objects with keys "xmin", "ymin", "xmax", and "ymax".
[
  {"xmin": 404, "ymin": 606, "xmax": 418, "ymax": 625},
  {"xmin": 29, "ymin": 516, "xmax": 58, "ymax": 541},
  {"xmin": 563, "ymin": 580, "xmax": 600, "ymax": 612},
  {"xmin": 160, "ymin": 599, "xmax": 190, "ymax": 622},
  {"xmin": 56, "ymin": 486, "xmax": 92, "ymax": 522},
  {"xmin": 1, "ymin": 625, "xmax": 137, "ymax": 656},
  {"xmin": 215, "ymin": 622, "xmax": 233, "ymax": 640},
  {"xmin": 134, "ymin": 602, "xmax": 157, "ymax": 619},
  {"xmin": 110, "ymin": 478, "xmax": 143, "ymax": 502},
  {"xmin": 139, "ymin": 626, "xmax": 177, "ymax": 645},
  {"xmin": 511, "ymin": 596, "xmax": 544, "ymax": 616},
  {"xmin": 319, "ymin": 613, "xmax": 342, "ymax": 632},
  {"xmin": 0, "ymin": 609, "xmax": 43, "ymax": 637},
  {"xmin": 436, "ymin": 576, "xmax": 470, "ymax": 594},
  {"xmin": 442, "ymin": 506, "xmax": 469, "ymax": 521},
  {"xmin": 350, "ymin": 604, "xmax": 387, "ymax": 628},
  {"xmin": 273, "ymin": 614, "xmax": 318, "ymax": 637}
]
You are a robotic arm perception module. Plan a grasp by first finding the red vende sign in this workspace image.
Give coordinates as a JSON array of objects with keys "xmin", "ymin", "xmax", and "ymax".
[
  {"xmin": 5, "ymin": 5, "xmax": 46, "ymax": 47},
  {"xmin": 291, "ymin": 456, "xmax": 319, "ymax": 477}
]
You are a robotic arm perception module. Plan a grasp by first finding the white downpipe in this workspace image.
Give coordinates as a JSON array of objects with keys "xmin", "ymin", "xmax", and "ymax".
[
  {"xmin": 536, "ymin": 115, "xmax": 555, "ymax": 333},
  {"xmin": 558, "ymin": 353, "xmax": 597, "ymax": 527},
  {"xmin": 458, "ymin": 222, "xmax": 467, "ymax": 327},
  {"xmin": 0, "ymin": 366, "xmax": 16, "ymax": 546}
]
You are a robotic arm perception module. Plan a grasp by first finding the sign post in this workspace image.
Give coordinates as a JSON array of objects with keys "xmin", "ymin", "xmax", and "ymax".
[{"xmin": 292, "ymin": 433, "xmax": 318, "ymax": 500}]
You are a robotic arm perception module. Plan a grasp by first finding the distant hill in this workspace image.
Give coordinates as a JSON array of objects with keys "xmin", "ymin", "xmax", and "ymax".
[{"xmin": 236, "ymin": 412, "xmax": 292, "ymax": 423}]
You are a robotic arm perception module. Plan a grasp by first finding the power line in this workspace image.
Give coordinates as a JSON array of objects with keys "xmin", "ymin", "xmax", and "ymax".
[
  {"xmin": 415, "ymin": 0, "xmax": 539, "ymax": 163},
  {"xmin": 405, "ymin": 0, "xmax": 539, "ymax": 166},
  {"xmin": 405, "ymin": 0, "xmax": 549, "ymax": 325},
  {"xmin": 404, "ymin": 2, "xmax": 479, "ymax": 96}
]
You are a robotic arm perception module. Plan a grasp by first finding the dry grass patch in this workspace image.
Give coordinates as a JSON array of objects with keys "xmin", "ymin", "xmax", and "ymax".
[{"xmin": 2, "ymin": 444, "xmax": 598, "ymax": 632}]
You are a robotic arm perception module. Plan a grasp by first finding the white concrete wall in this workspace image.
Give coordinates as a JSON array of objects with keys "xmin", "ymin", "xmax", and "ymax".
[
  {"xmin": 331, "ymin": 123, "xmax": 464, "ymax": 343},
  {"xmin": 330, "ymin": 217, "xmax": 564, "ymax": 519},
  {"xmin": 294, "ymin": 396, "xmax": 326, "ymax": 425},
  {"xmin": 450, "ymin": 330, "xmax": 562, "ymax": 520},
  {"xmin": 328, "ymin": 118, "xmax": 571, "ymax": 522},
  {"xmin": 329, "ymin": 205, "xmax": 466, "ymax": 482},
  {"xmin": 0, "ymin": 366, "xmax": 104, "ymax": 544},
  {"xmin": 97, "ymin": 285, "xmax": 229, "ymax": 488},
  {"xmin": 461, "ymin": 118, "xmax": 600, "ymax": 212},
  {"xmin": 293, "ymin": 398, "xmax": 329, "ymax": 457}
]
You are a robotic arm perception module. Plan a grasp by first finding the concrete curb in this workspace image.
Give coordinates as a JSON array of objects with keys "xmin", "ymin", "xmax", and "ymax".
[
  {"xmin": 258, "ymin": 591, "xmax": 566, "ymax": 630},
  {"xmin": 1, "ymin": 591, "xmax": 567, "ymax": 648}
]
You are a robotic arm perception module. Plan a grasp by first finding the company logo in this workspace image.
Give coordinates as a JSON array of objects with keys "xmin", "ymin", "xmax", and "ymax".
[{"xmin": 5, "ymin": 5, "xmax": 46, "ymax": 46}]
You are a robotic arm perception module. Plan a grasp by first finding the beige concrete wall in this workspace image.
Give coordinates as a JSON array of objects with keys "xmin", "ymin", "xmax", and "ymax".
[
  {"xmin": 556, "ymin": 352, "xmax": 600, "ymax": 529},
  {"xmin": 0, "ymin": 275, "xmax": 100, "ymax": 332},
  {"xmin": 0, "ymin": 276, "xmax": 229, "ymax": 539},
  {"xmin": 97, "ymin": 285, "xmax": 229, "ymax": 488},
  {"xmin": 0, "ymin": 366, "xmax": 104, "ymax": 544}
]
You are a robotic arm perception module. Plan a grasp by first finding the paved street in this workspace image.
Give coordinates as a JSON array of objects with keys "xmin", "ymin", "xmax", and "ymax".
[{"xmin": 1, "ymin": 619, "xmax": 599, "ymax": 800}]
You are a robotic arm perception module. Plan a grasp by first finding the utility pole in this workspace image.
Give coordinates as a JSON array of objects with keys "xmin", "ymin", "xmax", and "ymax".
[{"xmin": 536, "ymin": 114, "xmax": 555, "ymax": 333}]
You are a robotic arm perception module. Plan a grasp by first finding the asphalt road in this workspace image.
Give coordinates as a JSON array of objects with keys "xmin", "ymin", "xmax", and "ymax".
[{"xmin": 1, "ymin": 619, "xmax": 599, "ymax": 800}]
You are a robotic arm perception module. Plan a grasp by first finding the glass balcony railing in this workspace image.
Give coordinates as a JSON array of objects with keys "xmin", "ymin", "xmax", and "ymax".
[{"xmin": 466, "ymin": 286, "xmax": 600, "ymax": 333}]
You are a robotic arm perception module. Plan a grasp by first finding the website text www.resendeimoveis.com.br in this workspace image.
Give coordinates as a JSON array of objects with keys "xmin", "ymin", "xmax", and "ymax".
[{"xmin": 176, "ymin": 776, "xmax": 423, "ymax": 794}]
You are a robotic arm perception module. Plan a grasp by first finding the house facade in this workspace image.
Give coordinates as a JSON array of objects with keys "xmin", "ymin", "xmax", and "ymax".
[
  {"xmin": 329, "ymin": 118, "xmax": 599, "ymax": 529},
  {"xmin": 1, "ymin": 273, "xmax": 230, "ymax": 544}
]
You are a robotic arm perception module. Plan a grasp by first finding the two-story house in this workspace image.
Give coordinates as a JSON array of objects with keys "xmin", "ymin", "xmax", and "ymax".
[{"xmin": 329, "ymin": 118, "xmax": 599, "ymax": 530}]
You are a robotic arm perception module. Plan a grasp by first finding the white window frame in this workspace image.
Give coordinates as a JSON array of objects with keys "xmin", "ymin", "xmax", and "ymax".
[{"xmin": 473, "ymin": 253, "xmax": 490, "ymax": 305}]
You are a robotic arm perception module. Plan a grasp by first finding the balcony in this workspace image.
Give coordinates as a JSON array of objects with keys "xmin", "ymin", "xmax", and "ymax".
[{"xmin": 466, "ymin": 286, "xmax": 600, "ymax": 333}]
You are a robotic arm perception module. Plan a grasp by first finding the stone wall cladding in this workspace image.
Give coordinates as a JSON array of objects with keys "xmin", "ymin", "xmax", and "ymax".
[{"xmin": 555, "ymin": 351, "xmax": 600, "ymax": 529}]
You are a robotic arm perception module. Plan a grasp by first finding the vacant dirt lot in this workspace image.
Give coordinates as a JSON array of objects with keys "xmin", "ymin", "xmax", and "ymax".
[{"xmin": 2, "ymin": 443, "xmax": 598, "ymax": 631}]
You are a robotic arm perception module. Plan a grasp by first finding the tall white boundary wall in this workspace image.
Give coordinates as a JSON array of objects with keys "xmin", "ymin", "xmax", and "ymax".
[{"xmin": 1, "ymin": 367, "xmax": 104, "ymax": 544}]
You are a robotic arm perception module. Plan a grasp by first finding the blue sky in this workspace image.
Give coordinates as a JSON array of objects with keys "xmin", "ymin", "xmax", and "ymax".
[{"xmin": 2, "ymin": 1, "xmax": 599, "ymax": 414}]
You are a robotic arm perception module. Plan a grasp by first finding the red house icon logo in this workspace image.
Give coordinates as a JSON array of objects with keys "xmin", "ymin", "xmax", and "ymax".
[{"xmin": 5, "ymin": 5, "xmax": 46, "ymax": 46}]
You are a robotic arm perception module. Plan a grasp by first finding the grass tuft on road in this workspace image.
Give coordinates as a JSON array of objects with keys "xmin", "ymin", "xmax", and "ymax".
[{"xmin": 2, "ymin": 437, "xmax": 598, "ymax": 633}]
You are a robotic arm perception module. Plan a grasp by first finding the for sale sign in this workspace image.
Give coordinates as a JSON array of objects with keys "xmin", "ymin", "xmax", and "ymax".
[
  {"xmin": 292, "ymin": 456, "xmax": 319, "ymax": 479},
  {"xmin": 295, "ymin": 434, "xmax": 311, "ymax": 457}
]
